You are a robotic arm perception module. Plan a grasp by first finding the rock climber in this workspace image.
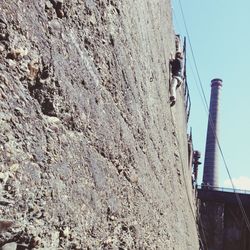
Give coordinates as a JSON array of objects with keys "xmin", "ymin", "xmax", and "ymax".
[{"xmin": 169, "ymin": 51, "xmax": 184, "ymax": 106}]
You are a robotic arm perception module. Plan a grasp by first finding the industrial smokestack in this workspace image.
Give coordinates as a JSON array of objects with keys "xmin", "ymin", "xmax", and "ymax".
[{"xmin": 202, "ymin": 78, "xmax": 223, "ymax": 187}]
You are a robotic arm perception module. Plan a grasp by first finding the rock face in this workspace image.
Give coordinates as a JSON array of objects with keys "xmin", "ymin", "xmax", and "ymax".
[{"xmin": 0, "ymin": 0, "xmax": 199, "ymax": 249}]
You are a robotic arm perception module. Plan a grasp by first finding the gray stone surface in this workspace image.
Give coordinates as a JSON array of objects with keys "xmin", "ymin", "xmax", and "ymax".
[
  {"xmin": 1, "ymin": 242, "xmax": 17, "ymax": 250},
  {"xmin": 0, "ymin": 0, "xmax": 199, "ymax": 249}
]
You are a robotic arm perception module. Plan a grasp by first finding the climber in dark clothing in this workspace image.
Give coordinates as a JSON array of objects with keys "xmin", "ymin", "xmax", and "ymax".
[{"xmin": 169, "ymin": 52, "xmax": 184, "ymax": 106}]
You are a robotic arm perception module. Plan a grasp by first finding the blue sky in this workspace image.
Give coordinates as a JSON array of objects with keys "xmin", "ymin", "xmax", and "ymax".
[{"xmin": 171, "ymin": 0, "xmax": 250, "ymax": 189}]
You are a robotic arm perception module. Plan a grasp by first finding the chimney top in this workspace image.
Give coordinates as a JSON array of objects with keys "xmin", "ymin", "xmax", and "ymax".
[{"xmin": 211, "ymin": 78, "xmax": 223, "ymax": 87}]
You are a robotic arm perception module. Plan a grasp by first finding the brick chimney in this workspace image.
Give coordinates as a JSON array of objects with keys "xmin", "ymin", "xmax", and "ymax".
[{"xmin": 202, "ymin": 78, "xmax": 223, "ymax": 187}]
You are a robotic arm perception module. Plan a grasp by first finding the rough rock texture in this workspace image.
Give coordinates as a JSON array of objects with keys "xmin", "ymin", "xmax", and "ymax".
[{"xmin": 0, "ymin": 0, "xmax": 199, "ymax": 249}]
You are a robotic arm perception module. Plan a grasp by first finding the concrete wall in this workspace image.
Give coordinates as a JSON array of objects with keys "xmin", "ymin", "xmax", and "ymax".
[
  {"xmin": 199, "ymin": 201, "xmax": 224, "ymax": 250},
  {"xmin": 0, "ymin": 0, "xmax": 199, "ymax": 248},
  {"xmin": 198, "ymin": 189, "xmax": 250, "ymax": 250}
]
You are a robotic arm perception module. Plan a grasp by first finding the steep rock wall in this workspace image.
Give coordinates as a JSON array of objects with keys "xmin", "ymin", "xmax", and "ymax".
[{"xmin": 0, "ymin": 0, "xmax": 199, "ymax": 249}]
